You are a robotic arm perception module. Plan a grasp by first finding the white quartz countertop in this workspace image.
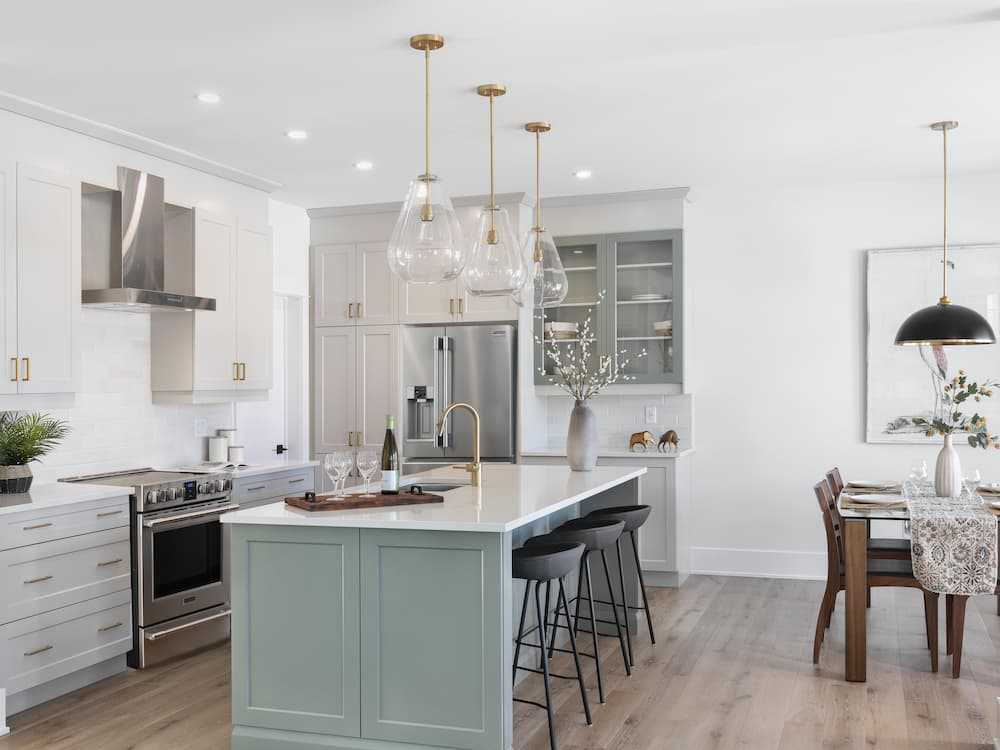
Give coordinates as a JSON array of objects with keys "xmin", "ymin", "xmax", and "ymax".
[
  {"xmin": 520, "ymin": 446, "xmax": 695, "ymax": 459},
  {"xmin": 226, "ymin": 460, "xmax": 318, "ymax": 479},
  {"xmin": 0, "ymin": 481, "xmax": 130, "ymax": 516},
  {"xmin": 221, "ymin": 463, "xmax": 646, "ymax": 533}
]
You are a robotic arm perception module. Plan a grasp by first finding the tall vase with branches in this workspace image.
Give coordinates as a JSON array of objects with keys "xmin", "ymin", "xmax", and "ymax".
[{"xmin": 536, "ymin": 292, "xmax": 646, "ymax": 470}]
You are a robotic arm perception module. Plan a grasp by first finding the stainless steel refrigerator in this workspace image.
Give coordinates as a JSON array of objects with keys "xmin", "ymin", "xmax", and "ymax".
[{"xmin": 401, "ymin": 323, "xmax": 516, "ymax": 472}]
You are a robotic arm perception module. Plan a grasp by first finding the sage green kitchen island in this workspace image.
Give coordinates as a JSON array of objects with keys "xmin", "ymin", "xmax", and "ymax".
[{"xmin": 221, "ymin": 463, "xmax": 646, "ymax": 750}]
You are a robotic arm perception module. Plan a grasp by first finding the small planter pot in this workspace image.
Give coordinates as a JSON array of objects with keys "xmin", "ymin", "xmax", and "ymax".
[{"xmin": 0, "ymin": 464, "xmax": 33, "ymax": 494}]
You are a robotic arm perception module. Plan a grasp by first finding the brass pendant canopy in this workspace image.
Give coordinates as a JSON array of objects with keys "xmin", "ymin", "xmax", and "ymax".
[
  {"xmin": 463, "ymin": 84, "xmax": 528, "ymax": 297},
  {"xmin": 387, "ymin": 34, "xmax": 466, "ymax": 285},
  {"xmin": 894, "ymin": 121, "xmax": 996, "ymax": 346}
]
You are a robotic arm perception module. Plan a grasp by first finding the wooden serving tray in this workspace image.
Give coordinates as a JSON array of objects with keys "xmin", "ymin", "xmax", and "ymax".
[{"xmin": 285, "ymin": 490, "xmax": 445, "ymax": 512}]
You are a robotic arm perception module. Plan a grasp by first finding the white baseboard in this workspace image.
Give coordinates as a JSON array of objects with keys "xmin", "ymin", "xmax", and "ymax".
[
  {"xmin": 690, "ymin": 546, "xmax": 825, "ymax": 581},
  {"xmin": 1, "ymin": 687, "xmax": 8, "ymax": 736}
]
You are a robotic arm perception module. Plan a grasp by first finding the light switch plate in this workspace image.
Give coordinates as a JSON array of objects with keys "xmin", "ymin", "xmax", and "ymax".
[
  {"xmin": 194, "ymin": 418, "xmax": 209, "ymax": 437},
  {"xmin": 644, "ymin": 406, "xmax": 657, "ymax": 424}
]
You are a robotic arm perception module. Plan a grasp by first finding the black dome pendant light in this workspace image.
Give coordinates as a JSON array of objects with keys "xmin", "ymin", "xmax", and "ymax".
[{"xmin": 895, "ymin": 121, "xmax": 996, "ymax": 346}]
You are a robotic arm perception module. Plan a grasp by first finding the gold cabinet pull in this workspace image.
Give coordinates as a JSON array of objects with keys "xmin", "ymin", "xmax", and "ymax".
[
  {"xmin": 239, "ymin": 362, "xmax": 247, "ymax": 381},
  {"xmin": 97, "ymin": 622, "xmax": 123, "ymax": 633},
  {"xmin": 21, "ymin": 357, "xmax": 30, "ymax": 382},
  {"xmin": 9, "ymin": 356, "xmax": 17, "ymax": 382},
  {"xmin": 289, "ymin": 477, "xmax": 306, "ymax": 484},
  {"xmin": 233, "ymin": 362, "xmax": 240, "ymax": 381},
  {"xmin": 23, "ymin": 575, "xmax": 53, "ymax": 585},
  {"xmin": 347, "ymin": 302, "xmax": 355, "ymax": 319},
  {"xmin": 347, "ymin": 432, "xmax": 353, "ymax": 447},
  {"xmin": 356, "ymin": 302, "xmax": 363, "ymax": 318},
  {"xmin": 355, "ymin": 431, "xmax": 363, "ymax": 446},
  {"xmin": 449, "ymin": 298, "xmax": 455, "ymax": 315},
  {"xmin": 458, "ymin": 298, "xmax": 464, "ymax": 315},
  {"xmin": 97, "ymin": 558, "xmax": 123, "ymax": 567},
  {"xmin": 23, "ymin": 522, "xmax": 53, "ymax": 531},
  {"xmin": 97, "ymin": 510, "xmax": 123, "ymax": 518},
  {"xmin": 24, "ymin": 644, "xmax": 53, "ymax": 657}
]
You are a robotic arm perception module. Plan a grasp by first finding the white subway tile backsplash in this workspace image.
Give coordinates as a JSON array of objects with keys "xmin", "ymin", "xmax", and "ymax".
[
  {"xmin": 20, "ymin": 310, "xmax": 233, "ymax": 483},
  {"xmin": 541, "ymin": 393, "xmax": 693, "ymax": 452}
]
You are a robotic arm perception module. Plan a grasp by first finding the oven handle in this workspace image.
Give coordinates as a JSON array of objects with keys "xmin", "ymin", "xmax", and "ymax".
[
  {"xmin": 142, "ymin": 504, "xmax": 240, "ymax": 528},
  {"xmin": 144, "ymin": 608, "xmax": 232, "ymax": 641}
]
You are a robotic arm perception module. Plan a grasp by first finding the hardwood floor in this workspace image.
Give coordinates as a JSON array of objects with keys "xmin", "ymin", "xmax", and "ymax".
[{"xmin": 3, "ymin": 575, "xmax": 999, "ymax": 749}]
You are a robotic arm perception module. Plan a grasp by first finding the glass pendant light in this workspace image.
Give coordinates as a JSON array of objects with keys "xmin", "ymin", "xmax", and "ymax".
[
  {"xmin": 463, "ymin": 84, "xmax": 528, "ymax": 297},
  {"xmin": 895, "ymin": 121, "xmax": 996, "ymax": 346},
  {"xmin": 516, "ymin": 121, "xmax": 568, "ymax": 308},
  {"xmin": 387, "ymin": 34, "xmax": 466, "ymax": 285}
]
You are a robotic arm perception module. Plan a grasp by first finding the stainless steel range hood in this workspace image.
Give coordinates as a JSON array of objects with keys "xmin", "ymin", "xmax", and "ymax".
[{"xmin": 82, "ymin": 167, "xmax": 216, "ymax": 312}]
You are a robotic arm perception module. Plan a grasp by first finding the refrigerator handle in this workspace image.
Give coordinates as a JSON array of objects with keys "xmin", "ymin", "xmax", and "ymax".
[
  {"xmin": 440, "ymin": 336, "xmax": 453, "ymax": 447},
  {"xmin": 433, "ymin": 336, "xmax": 448, "ymax": 448}
]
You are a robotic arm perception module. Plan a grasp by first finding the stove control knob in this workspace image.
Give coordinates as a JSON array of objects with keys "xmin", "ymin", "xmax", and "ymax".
[
  {"xmin": 197, "ymin": 482, "xmax": 208, "ymax": 494},
  {"xmin": 153, "ymin": 490, "xmax": 166, "ymax": 504},
  {"xmin": 213, "ymin": 479, "xmax": 224, "ymax": 493},
  {"xmin": 167, "ymin": 487, "xmax": 179, "ymax": 501},
  {"xmin": 146, "ymin": 490, "xmax": 157, "ymax": 505},
  {"xmin": 222, "ymin": 478, "xmax": 232, "ymax": 491}
]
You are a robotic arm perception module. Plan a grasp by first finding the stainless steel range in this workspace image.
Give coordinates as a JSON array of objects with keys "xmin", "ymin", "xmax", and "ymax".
[{"xmin": 61, "ymin": 468, "xmax": 237, "ymax": 668}]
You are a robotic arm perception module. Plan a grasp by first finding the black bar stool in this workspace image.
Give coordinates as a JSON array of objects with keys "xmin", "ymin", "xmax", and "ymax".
[
  {"xmin": 512, "ymin": 541, "xmax": 592, "ymax": 750},
  {"xmin": 528, "ymin": 517, "xmax": 631, "ymax": 704},
  {"xmin": 587, "ymin": 504, "xmax": 656, "ymax": 665}
]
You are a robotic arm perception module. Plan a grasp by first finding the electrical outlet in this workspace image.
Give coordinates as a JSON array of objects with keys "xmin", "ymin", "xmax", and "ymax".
[
  {"xmin": 194, "ymin": 419, "xmax": 209, "ymax": 437},
  {"xmin": 644, "ymin": 406, "xmax": 657, "ymax": 424}
]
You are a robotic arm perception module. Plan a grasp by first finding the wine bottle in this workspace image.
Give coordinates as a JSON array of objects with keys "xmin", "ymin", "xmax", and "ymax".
[{"xmin": 381, "ymin": 415, "xmax": 400, "ymax": 494}]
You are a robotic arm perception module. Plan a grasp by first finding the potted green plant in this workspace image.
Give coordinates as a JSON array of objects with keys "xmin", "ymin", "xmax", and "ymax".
[{"xmin": 0, "ymin": 412, "xmax": 70, "ymax": 494}]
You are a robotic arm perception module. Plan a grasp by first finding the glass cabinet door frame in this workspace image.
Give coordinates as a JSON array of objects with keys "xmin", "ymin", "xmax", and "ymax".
[{"xmin": 607, "ymin": 228, "xmax": 683, "ymax": 385}]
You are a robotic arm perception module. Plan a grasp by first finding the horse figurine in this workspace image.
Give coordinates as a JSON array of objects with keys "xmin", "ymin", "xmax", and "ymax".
[
  {"xmin": 658, "ymin": 430, "xmax": 679, "ymax": 453},
  {"xmin": 629, "ymin": 431, "xmax": 656, "ymax": 452}
]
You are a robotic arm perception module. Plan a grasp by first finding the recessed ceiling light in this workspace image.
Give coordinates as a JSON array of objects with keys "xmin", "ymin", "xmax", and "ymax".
[
  {"xmin": 286, "ymin": 129, "xmax": 309, "ymax": 140},
  {"xmin": 573, "ymin": 169, "xmax": 593, "ymax": 180},
  {"xmin": 354, "ymin": 160, "xmax": 374, "ymax": 171},
  {"xmin": 196, "ymin": 91, "xmax": 221, "ymax": 104}
]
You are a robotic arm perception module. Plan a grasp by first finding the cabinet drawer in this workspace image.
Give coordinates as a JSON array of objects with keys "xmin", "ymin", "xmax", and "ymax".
[
  {"xmin": 2, "ymin": 590, "xmax": 132, "ymax": 695},
  {"xmin": 234, "ymin": 470, "xmax": 314, "ymax": 504},
  {"xmin": 1, "ymin": 499, "xmax": 129, "ymax": 551},
  {"xmin": 271, "ymin": 470, "xmax": 314, "ymax": 496},
  {"xmin": 1, "ymin": 528, "xmax": 131, "ymax": 624}
]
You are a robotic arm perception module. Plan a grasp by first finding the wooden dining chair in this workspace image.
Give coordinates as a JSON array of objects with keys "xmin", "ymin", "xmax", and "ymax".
[{"xmin": 813, "ymin": 480, "xmax": 939, "ymax": 672}]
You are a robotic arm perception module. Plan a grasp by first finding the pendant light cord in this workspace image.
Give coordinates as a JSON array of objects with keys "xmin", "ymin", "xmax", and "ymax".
[
  {"xmin": 941, "ymin": 124, "xmax": 949, "ymax": 304},
  {"xmin": 423, "ymin": 48, "xmax": 432, "ymax": 220},
  {"xmin": 534, "ymin": 131, "xmax": 543, "ymax": 261}
]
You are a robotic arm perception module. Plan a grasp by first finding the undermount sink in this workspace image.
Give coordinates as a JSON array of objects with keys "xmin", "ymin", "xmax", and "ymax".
[{"xmin": 404, "ymin": 483, "xmax": 464, "ymax": 493}]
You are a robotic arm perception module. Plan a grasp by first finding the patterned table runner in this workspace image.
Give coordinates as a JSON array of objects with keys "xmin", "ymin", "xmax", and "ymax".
[{"xmin": 905, "ymin": 480, "xmax": 998, "ymax": 596}]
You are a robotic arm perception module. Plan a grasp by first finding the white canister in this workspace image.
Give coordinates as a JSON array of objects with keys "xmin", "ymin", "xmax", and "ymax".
[
  {"xmin": 217, "ymin": 428, "xmax": 237, "ymax": 444},
  {"xmin": 208, "ymin": 436, "xmax": 229, "ymax": 464},
  {"xmin": 228, "ymin": 445, "xmax": 246, "ymax": 466}
]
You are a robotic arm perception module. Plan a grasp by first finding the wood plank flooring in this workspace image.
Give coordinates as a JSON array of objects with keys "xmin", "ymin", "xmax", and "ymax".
[{"xmin": 2, "ymin": 575, "xmax": 999, "ymax": 749}]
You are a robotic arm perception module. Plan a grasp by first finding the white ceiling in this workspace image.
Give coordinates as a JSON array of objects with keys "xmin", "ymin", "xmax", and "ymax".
[{"xmin": 3, "ymin": 1, "xmax": 1000, "ymax": 208}]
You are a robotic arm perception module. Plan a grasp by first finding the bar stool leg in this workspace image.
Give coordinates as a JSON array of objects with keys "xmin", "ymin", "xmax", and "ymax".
[
  {"xmin": 540, "ymin": 581, "xmax": 552, "ymax": 668},
  {"xmin": 582, "ymin": 553, "xmax": 606, "ymax": 704},
  {"xmin": 512, "ymin": 581, "xmax": 531, "ymax": 687},
  {"xmin": 534, "ymin": 581, "xmax": 557, "ymax": 750},
  {"xmin": 600, "ymin": 549, "xmax": 632, "ymax": 676},
  {"xmin": 573, "ymin": 556, "xmax": 585, "ymax": 637},
  {"xmin": 614, "ymin": 536, "xmax": 634, "ymax": 667},
  {"xmin": 630, "ymin": 529, "xmax": 656, "ymax": 644},
  {"xmin": 559, "ymin": 578, "xmax": 592, "ymax": 725}
]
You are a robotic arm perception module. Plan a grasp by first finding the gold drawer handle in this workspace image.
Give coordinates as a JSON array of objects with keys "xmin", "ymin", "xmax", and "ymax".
[
  {"xmin": 21, "ymin": 356, "xmax": 30, "ymax": 382},
  {"xmin": 96, "ymin": 510, "xmax": 123, "ymax": 518},
  {"xmin": 9, "ymin": 356, "xmax": 17, "ymax": 382},
  {"xmin": 98, "ymin": 622, "xmax": 123, "ymax": 633},
  {"xmin": 24, "ymin": 575, "xmax": 53, "ymax": 585},
  {"xmin": 24, "ymin": 644, "xmax": 53, "ymax": 657},
  {"xmin": 97, "ymin": 558, "xmax": 123, "ymax": 567},
  {"xmin": 23, "ymin": 522, "xmax": 53, "ymax": 531}
]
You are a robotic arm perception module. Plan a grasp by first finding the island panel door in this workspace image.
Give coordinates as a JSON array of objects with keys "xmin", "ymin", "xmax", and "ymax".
[
  {"xmin": 230, "ymin": 525, "xmax": 361, "ymax": 737},
  {"xmin": 360, "ymin": 529, "xmax": 504, "ymax": 750}
]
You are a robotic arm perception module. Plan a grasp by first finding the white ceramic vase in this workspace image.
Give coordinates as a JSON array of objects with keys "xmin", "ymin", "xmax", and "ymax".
[
  {"xmin": 934, "ymin": 433, "xmax": 963, "ymax": 498},
  {"xmin": 566, "ymin": 400, "xmax": 598, "ymax": 472}
]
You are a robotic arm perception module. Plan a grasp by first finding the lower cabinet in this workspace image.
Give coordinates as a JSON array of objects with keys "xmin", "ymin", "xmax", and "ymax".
[
  {"xmin": 231, "ymin": 525, "xmax": 504, "ymax": 750},
  {"xmin": 231, "ymin": 467, "xmax": 316, "ymax": 510}
]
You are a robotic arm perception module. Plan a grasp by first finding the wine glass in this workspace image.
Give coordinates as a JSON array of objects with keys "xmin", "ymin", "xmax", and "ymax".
[
  {"xmin": 909, "ymin": 459, "xmax": 928, "ymax": 482},
  {"xmin": 356, "ymin": 449, "xmax": 379, "ymax": 496},
  {"xmin": 332, "ymin": 450, "xmax": 355, "ymax": 496},
  {"xmin": 323, "ymin": 454, "xmax": 339, "ymax": 494},
  {"xmin": 965, "ymin": 468, "xmax": 982, "ymax": 496}
]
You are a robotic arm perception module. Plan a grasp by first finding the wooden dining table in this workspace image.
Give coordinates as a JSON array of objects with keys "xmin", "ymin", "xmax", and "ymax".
[{"xmin": 837, "ymin": 497, "xmax": 911, "ymax": 682}]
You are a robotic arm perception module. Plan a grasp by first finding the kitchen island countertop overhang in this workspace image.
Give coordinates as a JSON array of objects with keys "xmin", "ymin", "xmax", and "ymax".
[{"xmin": 220, "ymin": 463, "xmax": 647, "ymax": 532}]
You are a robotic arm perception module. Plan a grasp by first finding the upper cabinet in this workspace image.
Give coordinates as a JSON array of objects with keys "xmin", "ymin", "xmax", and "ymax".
[
  {"xmin": 152, "ymin": 208, "xmax": 273, "ymax": 401},
  {"xmin": 2, "ymin": 163, "xmax": 80, "ymax": 397},
  {"xmin": 535, "ymin": 229, "xmax": 682, "ymax": 386},
  {"xmin": 313, "ymin": 242, "xmax": 397, "ymax": 326}
]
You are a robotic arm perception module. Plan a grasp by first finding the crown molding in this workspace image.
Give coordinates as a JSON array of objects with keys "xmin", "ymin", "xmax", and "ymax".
[
  {"xmin": 0, "ymin": 89, "xmax": 283, "ymax": 193},
  {"xmin": 307, "ymin": 191, "xmax": 531, "ymax": 219},
  {"xmin": 542, "ymin": 187, "xmax": 690, "ymax": 208}
]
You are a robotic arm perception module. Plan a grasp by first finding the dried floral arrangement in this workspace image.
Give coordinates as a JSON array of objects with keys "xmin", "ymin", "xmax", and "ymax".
[
  {"xmin": 885, "ymin": 345, "xmax": 1000, "ymax": 449},
  {"xmin": 535, "ymin": 291, "xmax": 647, "ymax": 401}
]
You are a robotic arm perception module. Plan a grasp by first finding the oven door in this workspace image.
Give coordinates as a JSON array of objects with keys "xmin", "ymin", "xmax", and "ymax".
[{"xmin": 138, "ymin": 500, "xmax": 238, "ymax": 626}]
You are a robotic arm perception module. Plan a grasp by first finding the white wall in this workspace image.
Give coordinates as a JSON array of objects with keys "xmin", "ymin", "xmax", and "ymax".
[
  {"xmin": 0, "ymin": 108, "xmax": 308, "ymax": 481},
  {"xmin": 684, "ymin": 172, "xmax": 1000, "ymax": 579}
]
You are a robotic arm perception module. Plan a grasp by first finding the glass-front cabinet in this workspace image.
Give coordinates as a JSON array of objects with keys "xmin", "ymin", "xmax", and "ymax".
[{"xmin": 534, "ymin": 229, "xmax": 682, "ymax": 386}]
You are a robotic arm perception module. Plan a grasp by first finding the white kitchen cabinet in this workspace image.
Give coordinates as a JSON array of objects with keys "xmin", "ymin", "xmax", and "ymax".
[
  {"xmin": 1, "ymin": 162, "xmax": 14, "ymax": 397},
  {"xmin": 398, "ymin": 278, "xmax": 517, "ymax": 325},
  {"xmin": 457, "ymin": 280, "xmax": 519, "ymax": 322},
  {"xmin": 236, "ymin": 222, "xmax": 274, "ymax": 389},
  {"xmin": 152, "ymin": 208, "xmax": 273, "ymax": 401},
  {"xmin": 313, "ymin": 325, "xmax": 399, "ymax": 455},
  {"xmin": 3, "ymin": 164, "xmax": 80, "ymax": 396},
  {"xmin": 313, "ymin": 242, "xmax": 396, "ymax": 326}
]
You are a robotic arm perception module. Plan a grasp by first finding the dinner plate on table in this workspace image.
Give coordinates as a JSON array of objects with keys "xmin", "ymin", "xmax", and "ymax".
[{"xmin": 843, "ymin": 493, "xmax": 905, "ymax": 505}]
